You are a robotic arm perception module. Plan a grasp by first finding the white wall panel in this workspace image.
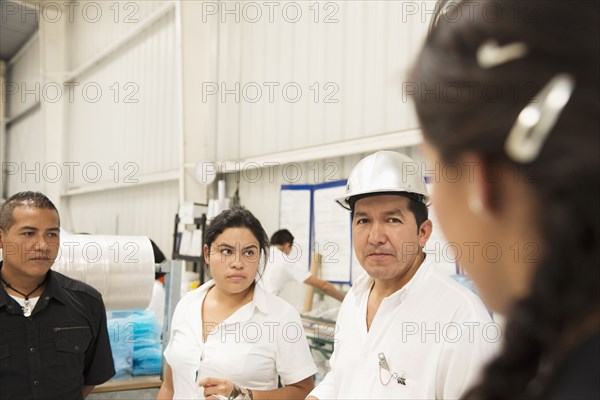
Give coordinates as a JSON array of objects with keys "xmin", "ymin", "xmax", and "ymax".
[
  {"xmin": 340, "ymin": 2, "xmax": 365, "ymax": 140},
  {"xmin": 65, "ymin": 11, "xmax": 179, "ymax": 189},
  {"xmin": 4, "ymin": 35, "xmax": 44, "ymax": 196},
  {"xmin": 214, "ymin": 1, "xmax": 429, "ymax": 160},
  {"xmin": 67, "ymin": 0, "xmax": 169, "ymax": 70},
  {"xmin": 6, "ymin": 37, "xmax": 39, "ymax": 118},
  {"xmin": 63, "ymin": 180, "xmax": 179, "ymax": 257},
  {"xmin": 60, "ymin": 2, "xmax": 180, "ymax": 258},
  {"xmin": 215, "ymin": 5, "xmax": 243, "ymax": 161},
  {"xmin": 321, "ymin": 6, "xmax": 344, "ymax": 145},
  {"xmin": 5, "ymin": 107, "xmax": 44, "ymax": 194},
  {"xmin": 287, "ymin": 7, "xmax": 311, "ymax": 152},
  {"xmin": 362, "ymin": 3, "xmax": 388, "ymax": 137}
]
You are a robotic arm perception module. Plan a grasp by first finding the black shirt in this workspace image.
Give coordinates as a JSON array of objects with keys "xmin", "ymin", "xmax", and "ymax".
[{"xmin": 0, "ymin": 262, "xmax": 115, "ymax": 400}]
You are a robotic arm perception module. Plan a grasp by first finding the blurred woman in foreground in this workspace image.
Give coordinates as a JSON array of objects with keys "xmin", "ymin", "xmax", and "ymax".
[{"xmin": 412, "ymin": 1, "xmax": 599, "ymax": 398}]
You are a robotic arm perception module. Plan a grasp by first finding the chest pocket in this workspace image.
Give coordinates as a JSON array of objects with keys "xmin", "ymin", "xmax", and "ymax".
[
  {"xmin": 374, "ymin": 352, "xmax": 426, "ymax": 399},
  {"xmin": 54, "ymin": 325, "xmax": 92, "ymax": 356},
  {"xmin": 211, "ymin": 342, "xmax": 253, "ymax": 377}
]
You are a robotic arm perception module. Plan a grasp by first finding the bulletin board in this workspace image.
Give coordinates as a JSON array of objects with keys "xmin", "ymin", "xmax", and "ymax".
[
  {"xmin": 312, "ymin": 181, "xmax": 352, "ymax": 284},
  {"xmin": 279, "ymin": 185, "xmax": 313, "ymax": 273},
  {"xmin": 279, "ymin": 180, "xmax": 352, "ymax": 285}
]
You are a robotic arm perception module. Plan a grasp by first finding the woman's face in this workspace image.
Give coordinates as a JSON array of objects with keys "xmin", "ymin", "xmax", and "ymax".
[
  {"xmin": 420, "ymin": 140, "xmax": 538, "ymax": 314},
  {"xmin": 204, "ymin": 227, "xmax": 261, "ymax": 295}
]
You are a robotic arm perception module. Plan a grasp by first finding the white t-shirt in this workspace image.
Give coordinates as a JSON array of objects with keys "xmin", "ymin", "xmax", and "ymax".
[
  {"xmin": 260, "ymin": 246, "xmax": 312, "ymax": 295},
  {"xmin": 146, "ymin": 280, "xmax": 165, "ymax": 328},
  {"xmin": 164, "ymin": 280, "xmax": 317, "ymax": 399},
  {"xmin": 309, "ymin": 256, "xmax": 499, "ymax": 399},
  {"xmin": 9, "ymin": 295, "xmax": 40, "ymax": 313}
]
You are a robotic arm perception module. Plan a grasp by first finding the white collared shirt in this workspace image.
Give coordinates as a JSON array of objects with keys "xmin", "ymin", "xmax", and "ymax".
[
  {"xmin": 309, "ymin": 256, "xmax": 499, "ymax": 399},
  {"xmin": 146, "ymin": 280, "xmax": 165, "ymax": 328},
  {"xmin": 164, "ymin": 280, "xmax": 317, "ymax": 399},
  {"xmin": 260, "ymin": 246, "xmax": 312, "ymax": 296}
]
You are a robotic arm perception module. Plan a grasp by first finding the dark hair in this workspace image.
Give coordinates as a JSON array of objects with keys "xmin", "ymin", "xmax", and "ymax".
[
  {"xmin": 150, "ymin": 239, "xmax": 167, "ymax": 279},
  {"xmin": 270, "ymin": 229, "xmax": 294, "ymax": 246},
  {"xmin": 203, "ymin": 206, "xmax": 270, "ymax": 270},
  {"xmin": 0, "ymin": 191, "xmax": 60, "ymax": 232},
  {"xmin": 411, "ymin": 1, "xmax": 599, "ymax": 399},
  {"xmin": 349, "ymin": 192, "xmax": 429, "ymax": 231}
]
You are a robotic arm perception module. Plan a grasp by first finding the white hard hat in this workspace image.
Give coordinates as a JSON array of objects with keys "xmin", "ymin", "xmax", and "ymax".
[{"xmin": 335, "ymin": 151, "xmax": 429, "ymax": 210}]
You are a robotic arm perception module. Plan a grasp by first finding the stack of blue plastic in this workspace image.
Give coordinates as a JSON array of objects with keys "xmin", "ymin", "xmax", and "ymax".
[
  {"xmin": 106, "ymin": 310, "xmax": 162, "ymax": 378},
  {"xmin": 131, "ymin": 310, "xmax": 162, "ymax": 376},
  {"xmin": 106, "ymin": 311, "xmax": 135, "ymax": 380}
]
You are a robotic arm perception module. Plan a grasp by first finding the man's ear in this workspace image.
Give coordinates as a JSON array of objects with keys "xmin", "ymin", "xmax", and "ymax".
[{"xmin": 418, "ymin": 220, "xmax": 433, "ymax": 248}]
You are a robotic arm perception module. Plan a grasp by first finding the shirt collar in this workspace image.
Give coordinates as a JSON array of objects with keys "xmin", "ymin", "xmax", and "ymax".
[
  {"xmin": 196, "ymin": 279, "xmax": 270, "ymax": 320},
  {"xmin": 0, "ymin": 262, "xmax": 66, "ymax": 307},
  {"xmin": 351, "ymin": 254, "xmax": 433, "ymax": 304},
  {"xmin": 44, "ymin": 269, "xmax": 68, "ymax": 304},
  {"xmin": 0, "ymin": 262, "xmax": 9, "ymax": 308}
]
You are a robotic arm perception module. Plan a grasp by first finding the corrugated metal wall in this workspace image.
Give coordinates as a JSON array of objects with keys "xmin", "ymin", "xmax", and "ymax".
[
  {"xmin": 65, "ymin": 181, "xmax": 179, "ymax": 248},
  {"xmin": 65, "ymin": 10, "xmax": 179, "ymax": 187},
  {"xmin": 6, "ymin": 37, "xmax": 40, "ymax": 117},
  {"xmin": 5, "ymin": 37, "xmax": 44, "ymax": 194},
  {"xmin": 68, "ymin": 1, "xmax": 170, "ymax": 70},
  {"xmin": 62, "ymin": 3, "xmax": 179, "ymax": 254},
  {"xmin": 214, "ymin": 1, "xmax": 428, "ymax": 160},
  {"xmin": 4, "ymin": 108, "xmax": 44, "ymax": 194}
]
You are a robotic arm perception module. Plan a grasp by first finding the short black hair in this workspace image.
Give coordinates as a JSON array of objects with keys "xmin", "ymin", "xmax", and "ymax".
[
  {"xmin": 150, "ymin": 239, "xmax": 167, "ymax": 279},
  {"xmin": 349, "ymin": 192, "xmax": 429, "ymax": 231},
  {"xmin": 270, "ymin": 229, "xmax": 294, "ymax": 246},
  {"xmin": 0, "ymin": 191, "xmax": 60, "ymax": 232}
]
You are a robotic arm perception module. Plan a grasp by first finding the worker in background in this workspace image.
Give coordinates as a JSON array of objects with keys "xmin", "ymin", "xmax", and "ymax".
[
  {"xmin": 261, "ymin": 229, "xmax": 345, "ymax": 302},
  {"xmin": 146, "ymin": 239, "xmax": 166, "ymax": 328},
  {"xmin": 308, "ymin": 151, "xmax": 497, "ymax": 399},
  {"xmin": 0, "ymin": 191, "xmax": 115, "ymax": 399},
  {"xmin": 412, "ymin": 1, "xmax": 599, "ymax": 398}
]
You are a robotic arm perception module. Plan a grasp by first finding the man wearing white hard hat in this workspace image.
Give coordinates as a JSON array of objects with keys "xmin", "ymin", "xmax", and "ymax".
[{"xmin": 308, "ymin": 151, "xmax": 497, "ymax": 400}]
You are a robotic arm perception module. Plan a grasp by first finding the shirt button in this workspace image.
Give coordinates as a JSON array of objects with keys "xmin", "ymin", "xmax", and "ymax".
[
  {"xmin": 7, "ymin": 305, "xmax": 12, "ymax": 310},
  {"xmin": 33, "ymin": 380, "xmax": 40, "ymax": 386},
  {"xmin": 29, "ymin": 347, "xmax": 36, "ymax": 352},
  {"xmin": 45, "ymin": 296, "xmax": 50, "ymax": 301},
  {"xmin": 74, "ymin": 345, "xmax": 80, "ymax": 351}
]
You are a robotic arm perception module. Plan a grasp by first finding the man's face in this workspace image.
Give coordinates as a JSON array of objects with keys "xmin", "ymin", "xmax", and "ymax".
[
  {"xmin": 0, "ymin": 206, "xmax": 60, "ymax": 279},
  {"xmin": 352, "ymin": 195, "xmax": 431, "ymax": 283}
]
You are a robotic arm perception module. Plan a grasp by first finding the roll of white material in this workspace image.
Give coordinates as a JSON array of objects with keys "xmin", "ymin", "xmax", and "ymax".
[{"xmin": 52, "ymin": 233, "xmax": 155, "ymax": 310}]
